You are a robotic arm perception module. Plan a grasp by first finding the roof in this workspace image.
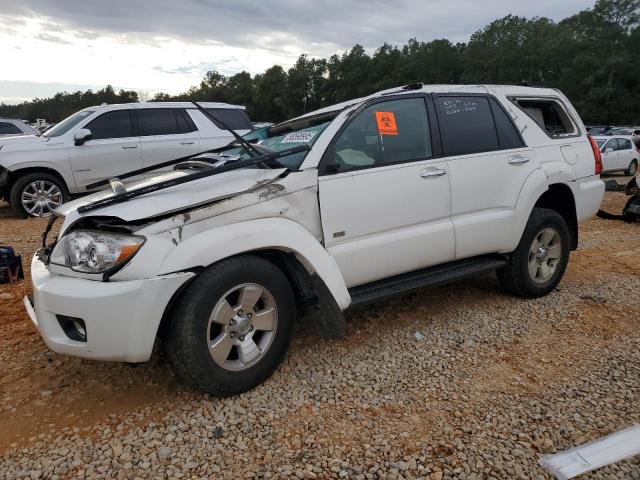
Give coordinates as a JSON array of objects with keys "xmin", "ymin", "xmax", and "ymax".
[
  {"xmin": 81, "ymin": 101, "xmax": 246, "ymax": 112},
  {"xmin": 290, "ymin": 83, "xmax": 563, "ymax": 122}
]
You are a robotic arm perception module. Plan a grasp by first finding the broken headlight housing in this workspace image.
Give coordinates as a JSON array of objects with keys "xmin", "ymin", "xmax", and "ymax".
[{"xmin": 50, "ymin": 230, "xmax": 144, "ymax": 273}]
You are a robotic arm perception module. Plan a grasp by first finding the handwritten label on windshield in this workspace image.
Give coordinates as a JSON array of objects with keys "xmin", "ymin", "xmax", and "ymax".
[{"xmin": 282, "ymin": 131, "xmax": 316, "ymax": 143}]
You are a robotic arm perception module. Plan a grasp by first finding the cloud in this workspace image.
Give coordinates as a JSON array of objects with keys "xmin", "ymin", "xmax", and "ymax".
[
  {"xmin": 1, "ymin": 0, "xmax": 595, "ymax": 54},
  {"xmin": 35, "ymin": 32, "xmax": 72, "ymax": 44}
]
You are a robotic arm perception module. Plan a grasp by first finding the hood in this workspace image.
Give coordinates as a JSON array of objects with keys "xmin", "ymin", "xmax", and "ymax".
[
  {"xmin": 58, "ymin": 167, "xmax": 288, "ymax": 224},
  {"xmin": 0, "ymin": 134, "xmax": 51, "ymax": 152}
]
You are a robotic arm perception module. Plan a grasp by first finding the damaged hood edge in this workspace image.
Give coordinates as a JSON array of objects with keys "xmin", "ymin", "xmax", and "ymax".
[{"xmin": 58, "ymin": 167, "xmax": 288, "ymax": 225}]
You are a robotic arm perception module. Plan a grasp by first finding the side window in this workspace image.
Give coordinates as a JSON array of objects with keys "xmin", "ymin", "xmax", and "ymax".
[
  {"xmin": 332, "ymin": 97, "xmax": 432, "ymax": 169},
  {"xmin": 437, "ymin": 96, "xmax": 499, "ymax": 155},
  {"xmin": 85, "ymin": 110, "xmax": 133, "ymax": 140},
  {"xmin": 205, "ymin": 108, "xmax": 253, "ymax": 130},
  {"xmin": 603, "ymin": 139, "xmax": 618, "ymax": 152},
  {"xmin": 176, "ymin": 110, "xmax": 197, "ymax": 134},
  {"xmin": 514, "ymin": 98, "xmax": 576, "ymax": 137},
  {"xmin": 489, "ymin": 98, "xmax": 524, "ymax": 149},
  {"xmin": 619, "ymin": 139, "xmax": 632, "ymax": 150},
  {"xmin": 0, "ymin": 122, "xmax": 23, "ymax": 135},
  {"xmin": 139, "ymin": 109, "xmax": 181, "ymax": 136}
]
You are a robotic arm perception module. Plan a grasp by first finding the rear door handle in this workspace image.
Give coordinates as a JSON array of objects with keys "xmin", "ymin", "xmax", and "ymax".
[
  {"xmin": 180, "ymin": 141, "xmax": 195, "ymax": 145},
  {"xmin": 420, "ymin": 168, "xmax": 447, "ymax": 178},
  {"xmin": 509, "ymin": 156, "xmax": 530, "ymax": 165},
  {"xmin": 121, "ymin": 145, "xmax": 138, "ymax": 149}
]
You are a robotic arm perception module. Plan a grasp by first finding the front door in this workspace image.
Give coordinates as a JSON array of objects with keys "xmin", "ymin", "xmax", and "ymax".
[
  {"xmin": 318, "ymin": 96, "xmax": 454, "ymax": 288},
  {"xmin": 68, "ymin": 109, "xmax": 142, "ymax": 191}
]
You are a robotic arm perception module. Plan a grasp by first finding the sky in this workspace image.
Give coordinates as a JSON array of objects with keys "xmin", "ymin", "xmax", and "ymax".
[{"xmin": 0, "ymin": 0, "xmax": 595, "ymax": 104}]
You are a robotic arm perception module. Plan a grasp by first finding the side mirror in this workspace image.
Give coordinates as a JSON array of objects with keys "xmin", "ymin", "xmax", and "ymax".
[
  {"xmin": 604, "ymin": 147, "xmax": 614, "ymax": 154},
  {"xmin": 74, "ymin": 128, "xmax": 92, "ymax": 146}
]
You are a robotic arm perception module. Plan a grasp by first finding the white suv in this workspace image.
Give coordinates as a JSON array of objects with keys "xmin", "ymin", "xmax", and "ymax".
[
  {"xmin": 24, "ymin": 84, "xmax": 604, "ymax": 395},
  {"xmin": 0, "ymin": 102, "xmax": 252, "ymax": 217}
]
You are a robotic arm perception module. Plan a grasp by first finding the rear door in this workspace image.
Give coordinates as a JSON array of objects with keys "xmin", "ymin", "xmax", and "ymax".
[
  {"xmin": 68, "ymin": 109, "xmax": 142, "ymax": 190},
  {"xmin": 318, "ymin": 95, "xmax": 454, "ymax": 287},
  {"xmin": 433, "ymin": 94, "xmax": 535, "ymax": 259},
  {"xmin": 137, "ymin": 108, "xmax": 200, "ymax": 176},
  {"xmin": 600, "ymin": 138, "xmax": 620, "ymax": 171}
]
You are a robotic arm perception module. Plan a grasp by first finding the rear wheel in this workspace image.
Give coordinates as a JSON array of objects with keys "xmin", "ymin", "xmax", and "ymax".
[
  {"xmin": 625, "ymin": 159, "xmax": 637, "ymax": 176},
  {"xmin": 9, "ymin": 172, "xmax": 68, "ymax": 218},
  {"xmin": 497, "ymin": 207, "xmax": 570, "ymax": 298},
  {"xmin": 163, "ymin": 255, "xmax": 295, "ymax": 396}
]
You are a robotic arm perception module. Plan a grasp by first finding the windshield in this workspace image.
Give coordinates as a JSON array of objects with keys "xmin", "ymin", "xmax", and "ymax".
[
  {"xmin": 43, "ymin": 110, "xmax": 95, "ymax": 138},
  {"xmin": 219, "ymin": 120, "xmax": 332, "ymax": 169},
  {"xmin": 595, "ymin": 139, "xmax": 605, "ymax": 147}
]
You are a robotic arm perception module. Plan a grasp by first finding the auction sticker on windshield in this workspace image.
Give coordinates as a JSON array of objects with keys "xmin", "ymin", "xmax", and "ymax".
[
  {"xmin": 375, "ymin": 111, "xmax": 398, "ymax": 135},
  {"xmin": 282, "ymin": 131, "xmax": 317, "ymax": 143}
]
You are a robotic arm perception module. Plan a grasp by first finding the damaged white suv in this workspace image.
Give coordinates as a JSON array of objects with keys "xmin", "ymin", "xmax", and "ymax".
[{"xmin": 24, "ymin": 85, "xmax": 605, "ymax": 395}]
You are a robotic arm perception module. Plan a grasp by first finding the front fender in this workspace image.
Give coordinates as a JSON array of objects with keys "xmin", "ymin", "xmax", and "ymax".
[{"xmin": 158, "ymin": 217, "xmax": 351, "ymax": 310}]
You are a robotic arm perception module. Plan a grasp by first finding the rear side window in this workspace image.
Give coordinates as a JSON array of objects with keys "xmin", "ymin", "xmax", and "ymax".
[
  {"xmin": 513, "ymin": 98, "xmax": 576, "ymax": 137},
  {"xmin": 436, "ymin": 96, "xmax": 499, "ymax": 155},
  {"xmin": 489, "ymin": 98, "xmax": 524, "ymax": 149},
  {"xmin": 138, "ymin": 109, "xmax": 182, "ymax": 136},
  {"xmin": 205, "ymin": 108, "xmax": 253, "ymax": 131},
  {"xmin": 619, "ymin": 139, "xmax": 632, "ymax": 150},
  {"xmin": 85, "ymin": 110, "xmax": 133, "ymax": 140},
  {"xmin": 0, "ymin": 122, "xmax": 23, "ymax": 135}
]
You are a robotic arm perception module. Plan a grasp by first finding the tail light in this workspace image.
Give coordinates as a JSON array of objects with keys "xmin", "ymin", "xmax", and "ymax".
[{"xmin": 588, "ymin": 135, "xmax": 603, "ymax": 175}]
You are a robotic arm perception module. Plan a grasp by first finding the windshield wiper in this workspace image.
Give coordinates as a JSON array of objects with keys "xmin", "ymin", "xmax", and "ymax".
[{"xmin": 77, "ymin": 144, "xmax": 310, "ymax": 214}]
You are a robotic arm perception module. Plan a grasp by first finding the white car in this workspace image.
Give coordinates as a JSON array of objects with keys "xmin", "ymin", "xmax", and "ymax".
[
  {"xmin": 594, "ymin": 136, "xmax": 639, "ymax": 176},
  {"xmin": 24, "ymin": 84, "xmax": 604, "ymax": 395},
  {"xmin": 0, "ymin": 102, "xmax": 252, "ymax": 217},
  {"xmin": 0, "ymin": 118, "xmax": 38, "ymax": 137}
]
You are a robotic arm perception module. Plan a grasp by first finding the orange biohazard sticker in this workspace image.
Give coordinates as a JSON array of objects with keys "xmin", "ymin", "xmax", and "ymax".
[{"xmin": 375, "ymin": 111, "xmax": 398, "ymax": 135}]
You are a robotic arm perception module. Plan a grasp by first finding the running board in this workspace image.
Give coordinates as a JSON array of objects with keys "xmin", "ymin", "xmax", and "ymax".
[{"xmin": 348, "ymin": 255, "xmax": 508, "ymax": 307}]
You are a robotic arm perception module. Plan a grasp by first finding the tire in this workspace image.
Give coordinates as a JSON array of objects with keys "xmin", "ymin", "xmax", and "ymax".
[
  {"xmin": 497, "ymin": 207, "xmax": 570, "ymax": 298},
  {"xmin": 163, "ymin": 255, "xmax": 295, "ymax": 396},
  {"xmin": 625, "ymin": 159, "xmax": 638, "ymax": 177},
  {"xmin": 9, "ymin": 172, "xmax": 68, "ymax": 218}
]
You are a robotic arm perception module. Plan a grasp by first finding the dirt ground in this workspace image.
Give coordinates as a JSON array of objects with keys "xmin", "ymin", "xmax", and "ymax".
[{"xmin": 0, "ymin": 174, "xmax": 639, "ymax": 478}]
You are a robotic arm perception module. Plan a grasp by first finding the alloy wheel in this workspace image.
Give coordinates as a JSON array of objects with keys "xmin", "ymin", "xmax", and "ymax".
[
  {"xmin": 207, "ymin": 283, "xmax": 278, "ymax": 371},
  {"xmin": 21, "ymin": 180, "xmax": 63, "ymax": 217},
  {"xmin": 528, "ymin": 227, "xmax": 562, "ymax": 284}
]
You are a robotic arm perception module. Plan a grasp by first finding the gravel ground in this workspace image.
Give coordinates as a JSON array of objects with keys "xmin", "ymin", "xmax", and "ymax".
[{"xmin": 0, "ymin": 176, "xmax": 639, "ymax": 479}]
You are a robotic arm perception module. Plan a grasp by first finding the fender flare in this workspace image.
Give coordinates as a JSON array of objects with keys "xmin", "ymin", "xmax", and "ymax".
[
  {"xmin": 158, "ymin": 217, "xmax": 352, "ymax": 310},
  {"xmin": 6, "ymin": 161, "xmax": 75, "ymax": 192},
  {"xmin": 511, "ymin": 167, "xmax": 549, "ymax": 247}
]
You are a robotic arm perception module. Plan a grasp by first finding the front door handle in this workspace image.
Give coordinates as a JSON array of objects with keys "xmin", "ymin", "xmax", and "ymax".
[
  {"xmin": 509, "ymin": 156, "xmax": 530, "ymax": 165},
  {"xmin": 121, "ymin": 145, "xmax": 138, "ymax": 149},
  {"xmin": 180, "ymin": 141, "xmax": 195, "ymax": 145},
  {"xmin": 420, "ymin": 168, "xmax": 447, "ymax": 178}
]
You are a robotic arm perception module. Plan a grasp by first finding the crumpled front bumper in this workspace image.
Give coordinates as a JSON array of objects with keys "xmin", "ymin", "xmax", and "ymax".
[{"xmin": 26, "ymin": 254, "xmax": 194, "ymax": 362}]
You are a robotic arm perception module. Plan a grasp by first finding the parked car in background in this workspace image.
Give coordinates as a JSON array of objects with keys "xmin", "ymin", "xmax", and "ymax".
[
  {"xmin": 0, "ymin": 118, "xmax": 38, "ymax": 137},
  {"xmin": 24, "ymin": 84, "xmax": 604, "ymax": 395},
  {"xmin": 0, "ymin": 102, "xmax": 252, "ymax": 217},
  {"xmin": 593, "ymin": 136, "xmax": 639, "ymax": 176}
]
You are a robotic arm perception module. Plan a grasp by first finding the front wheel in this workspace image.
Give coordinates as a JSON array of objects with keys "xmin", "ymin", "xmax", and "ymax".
[
  {"xmin": 497, "ymin": 207, "xmax": 570, "ymax": 298},
  {"xmin": 625, "ymin": 159, "xmax": 638, "ymax": 177},
  {"xmin": 163, "ymin": 255, "xmax": 295, "ymax": 396},
  {"xmin": 9, "ymin": 172, "xmax": 68, "ymax": 218}
]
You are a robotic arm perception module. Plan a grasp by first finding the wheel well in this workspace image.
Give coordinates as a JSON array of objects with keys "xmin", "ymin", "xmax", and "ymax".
[
  {"xmin": 156, "ymin": 249, "xmax": 319, "ymax": 342},
  {"xmin": 6, "ymin": 167, "xmax": 69, "ymax": 193},
  {"xmin": 534, "ymin": 184, "xmax": 578, "ymax": 250}
]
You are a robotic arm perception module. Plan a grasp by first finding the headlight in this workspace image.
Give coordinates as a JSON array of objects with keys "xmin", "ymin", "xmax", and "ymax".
[{"xmin": 50, "ymin": 230, "xmax": 144, "ymax": 273}]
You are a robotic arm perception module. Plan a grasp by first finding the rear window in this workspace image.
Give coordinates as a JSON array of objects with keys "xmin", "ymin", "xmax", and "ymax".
[
  {"xmin": 205, "ymin": 108, "xmax": 253, "ymax": 131},
  {"xmin": 513, "ymin": 98, "xmax": 576, "ymax": 137},
  {"xmin": 0, "ymin": 122, "xmax": 23, "ymax": 135}
]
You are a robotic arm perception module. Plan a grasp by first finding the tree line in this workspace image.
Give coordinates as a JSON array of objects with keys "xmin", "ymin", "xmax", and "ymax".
[{"xmin": 1, "ymin": 0, "xmax": 638, "ymax": 125}]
